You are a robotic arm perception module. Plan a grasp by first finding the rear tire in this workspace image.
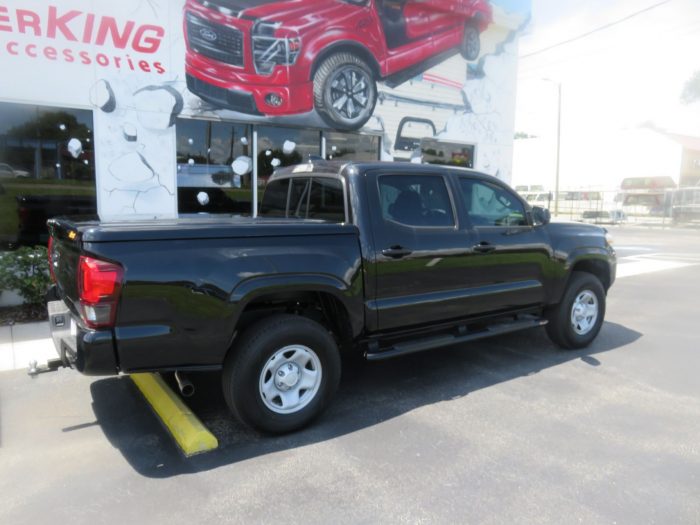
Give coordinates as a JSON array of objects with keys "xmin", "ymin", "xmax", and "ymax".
[
  {"xmin": 460, "ymin": 24, "xmax": 481, "ymax": 61},
  {"xmin": 222, "ymin": 314, "xmax": 341, "ymax": 434},
  {"xmin": 545, "ymin": 272, "xmax": 606, "ymax": 349}
]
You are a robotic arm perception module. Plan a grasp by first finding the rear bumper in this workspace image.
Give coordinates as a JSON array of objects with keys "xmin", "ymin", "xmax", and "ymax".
[{"xmin": 48, "ymin": 299, "xmax": 118, "ymax": 376}]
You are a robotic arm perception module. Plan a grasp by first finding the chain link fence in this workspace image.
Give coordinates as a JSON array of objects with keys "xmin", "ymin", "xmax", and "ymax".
[{"xmin": 519, "ymin": 189, "xmax": 700, "ymax": 227}]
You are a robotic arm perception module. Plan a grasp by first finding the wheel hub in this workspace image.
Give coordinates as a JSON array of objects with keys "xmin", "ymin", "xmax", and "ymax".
[
  {"xmin": 329, "ymin": 66, "xmax": 370, "ymax": 120},
  {"xmin": 275, "ymin": 362, "xmax": 301, "ymax": 391},
  {"xmin": 570, "ymin": 290, "xmax": 599, "ymax": 335},
  {"xmin": 259, "ymin": 345, "xmax": 323, "ymax": 415}
]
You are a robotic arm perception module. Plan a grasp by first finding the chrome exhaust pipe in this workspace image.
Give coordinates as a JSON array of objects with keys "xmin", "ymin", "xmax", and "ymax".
[{"xmin": 174, "ymin": 371, "xmax": 195, "ymax": 398}]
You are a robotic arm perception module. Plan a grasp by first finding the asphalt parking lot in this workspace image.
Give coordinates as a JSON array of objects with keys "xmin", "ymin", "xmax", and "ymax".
[{"xmin": 1, "ymin": 226, "xmax": 699, "ymax": 524}]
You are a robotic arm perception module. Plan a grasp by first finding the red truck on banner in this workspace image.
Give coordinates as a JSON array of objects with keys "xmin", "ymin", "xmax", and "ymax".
[{"xmin": 184, "ymin": 0, "xmax": 492, "ymax": 130}]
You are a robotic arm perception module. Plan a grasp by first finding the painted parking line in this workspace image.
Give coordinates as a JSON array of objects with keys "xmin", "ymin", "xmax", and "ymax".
[
  {"xmin": 616, "ymin": 254, "xmax": 697, "ymax": 279},
  {"xmin": 645, "ymin": 253, "xmax": 700, "ymax": 262},
  {"xmin": 614, "ymin": 246, "xmax": 658, "ymax": 252},
  {"xmin": 131, "ymin": 373, "xmax": 218, "ymax": 457}
]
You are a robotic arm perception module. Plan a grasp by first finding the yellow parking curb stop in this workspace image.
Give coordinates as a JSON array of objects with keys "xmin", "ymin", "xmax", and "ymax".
[{"xmin": 131, "ymin": 373, "xmax": 218, "ymax": 457}]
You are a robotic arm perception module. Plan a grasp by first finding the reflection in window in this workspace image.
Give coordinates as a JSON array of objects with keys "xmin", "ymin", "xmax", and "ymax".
[
  {"xmin": 308, "ymin": 178, "xmax": 345, "ymax": 222},
  {"xmin": 259, "ymin": 177, "xmax": 345, "ymax": 222},
  {"xmin": 258, "ymin": 179, "xmax": 289, "ymax": 218},
  {"xmin": 257, "ymin": 126, "xmax": 321, "ymax": 182},
  {"xmin": 379, "ymin": 175, "xmax": 454, "ymax": 227},
  {"xmin": 459, "ymin": 179, "xmax": 527, "ymax": 227},
  {"xmin": 0, "ymin": 102, "xmax": 96, "ymax": 248},
  {"xmin": 176, "ymin": 118, "xmax": 253, "ymax": 215},
  {"xmin": 288, "ymin": 178, "xmax": 311, "ymax": 218},
  {"xmin": 421, "ymin": 139, "xmax": 474, "ymax": 168},
  {"xmin": 325, "ymin": 132, "xmax": 380, "ymax": 161}
]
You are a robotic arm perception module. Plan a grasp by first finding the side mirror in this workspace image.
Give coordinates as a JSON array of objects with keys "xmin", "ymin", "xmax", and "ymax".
[{"xmin": 532, "ymin": 206, "xmax": 551, "ymax": 226}]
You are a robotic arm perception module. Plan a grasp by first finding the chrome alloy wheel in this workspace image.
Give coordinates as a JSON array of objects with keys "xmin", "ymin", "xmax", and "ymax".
[
  {"xmin": 328, "ymin": 66, "xmax": 371, "ymax": 121},
  {"xmin": 259, "ymin": 345, "xmax": 322, "ymax": 415},
  {"xmin": 570, "ymin": 290, "xmax": 599, "ymax": 335}
]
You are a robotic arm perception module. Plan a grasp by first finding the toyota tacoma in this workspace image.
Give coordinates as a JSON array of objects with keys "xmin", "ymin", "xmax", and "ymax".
[{"xmin": 47, "ymin": 161, "xmax": 616, "ymax": 434}]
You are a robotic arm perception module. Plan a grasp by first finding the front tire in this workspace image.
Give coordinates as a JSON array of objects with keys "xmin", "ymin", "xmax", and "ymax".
[
  {"xmin": 545, "ymin": 272, "xmax": 606, "ymax": 349},
  {"xmin": 222, "ymin": 314, "xmax": 341, "ymax": 434},
  {"xmin": 313, "ymin": 52, "xmax": 377, "ymax": 131}
]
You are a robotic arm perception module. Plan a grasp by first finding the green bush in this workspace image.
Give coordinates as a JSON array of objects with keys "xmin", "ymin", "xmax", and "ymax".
[{"xmin": 0, "ymin": 247, "xmax": 51, "ymax": 305}]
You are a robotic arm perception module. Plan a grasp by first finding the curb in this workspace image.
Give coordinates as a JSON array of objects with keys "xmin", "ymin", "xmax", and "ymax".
[{"xmin": 131, "ymin": 373, "xmax": 218, "ymax": 457}]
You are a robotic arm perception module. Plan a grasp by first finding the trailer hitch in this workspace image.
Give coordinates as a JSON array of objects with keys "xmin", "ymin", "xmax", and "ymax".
[{"xmin": 28, "ymin": 358, "xmax": 66, "ymax": 377}]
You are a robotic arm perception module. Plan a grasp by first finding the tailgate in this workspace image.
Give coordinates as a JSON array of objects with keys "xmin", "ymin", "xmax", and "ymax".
[
  {"xmin": 47, "ymin": 218, "xmax": 120, "ymax": 375},
  {"xmin": 48, "ymin": 218, "xmax": 84, "ymax": 316}
]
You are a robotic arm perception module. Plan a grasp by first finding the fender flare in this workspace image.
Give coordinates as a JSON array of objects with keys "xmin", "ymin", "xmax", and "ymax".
[
  {"xmin": 306, "ymin": 37, "xmax": 382, "ymax": 80},
  {"xmin": 230, "ymin": 273, "xmax": 363, "ymax": 338},
  {"xmin": 552, "ymin": 247, "xmax": 614, "ymax": 303}
]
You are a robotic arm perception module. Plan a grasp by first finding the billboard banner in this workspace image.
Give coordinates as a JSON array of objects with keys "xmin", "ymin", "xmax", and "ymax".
[{"xmin": 0, "ymin": 0, "xmax": 530, "ymax": 220}]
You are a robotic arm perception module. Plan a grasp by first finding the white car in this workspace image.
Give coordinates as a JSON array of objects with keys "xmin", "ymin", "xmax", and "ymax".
[
  {"xmin": 581, "ymin": 210, "xmax": 627, "ymax": 225},
  {"xmin": 0, "ymin": 163, "xmax": 30, "ymax": 178}
]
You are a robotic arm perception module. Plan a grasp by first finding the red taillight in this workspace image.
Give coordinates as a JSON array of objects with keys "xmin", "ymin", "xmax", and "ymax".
[
  {"xmin": 48, "ymin": 236, "xmax": 56, "ymax": 283},
  {"xmin": 78, "ymin": 255, "xmax": 124, "ymax": 329}
]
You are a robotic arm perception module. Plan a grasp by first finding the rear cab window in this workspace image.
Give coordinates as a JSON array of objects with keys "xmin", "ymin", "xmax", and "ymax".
[
  {"xmin": 258, "ymin": 179, "xmax": 289, "ymax": 217},
  {"xmin": 260, "ymin": 176, "xmax": 346, "ymax": 222}
]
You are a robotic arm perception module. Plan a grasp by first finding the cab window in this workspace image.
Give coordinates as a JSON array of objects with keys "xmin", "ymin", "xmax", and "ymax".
[
  {"xmin": 288, "ymin": 178, "xmax": 311, "ymax": 218},
  {"xmin": 259, "ymin": 179, "xmax": 289, "ymax": 217},
  {"xmin": 307, "ymin": 178, "xmax": 345, "ymax": 222},
  {"xmin": 260, "ymin": 177, "xmax": 345, "ymax": 222},
  {"xmin": 459, "ymin": 179, "xmax": 528, "ymax": 227},
  {"xmin": 378, "ymin": 175, "xmax": 455, "ymax": 227}
]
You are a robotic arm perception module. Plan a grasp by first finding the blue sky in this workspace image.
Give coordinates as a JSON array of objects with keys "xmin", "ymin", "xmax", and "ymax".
[{"xmin": 491, "ymin": 0, "xmax": 532, "ymax": 15}]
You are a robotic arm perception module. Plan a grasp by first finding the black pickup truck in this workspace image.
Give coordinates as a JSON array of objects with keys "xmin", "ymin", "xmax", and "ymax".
[{"xmin": 47, "ymin": 161, "xmax": 616, "ymax": 433}]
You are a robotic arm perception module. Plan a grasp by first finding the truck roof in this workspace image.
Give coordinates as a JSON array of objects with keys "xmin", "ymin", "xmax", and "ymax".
[{"xmin": 270, "ymin": 161, "xmax": 504, "ymax": 186}]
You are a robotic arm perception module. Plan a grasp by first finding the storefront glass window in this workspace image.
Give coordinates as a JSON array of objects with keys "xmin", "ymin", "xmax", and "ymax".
[
  {"xmin": 0, "ymin": 102, "xmax": 96, "ymax": 249},
  {"xmin": 256, "ymin": 126, "xmax": 321, "ymax": 183},
  {"xmin": 176, "ymin": 118, "xmax": 253, "ymax": 215},
  {"xmin": 324, "ymin": 132, "xmax": 380, "ymax": 161},
  {"xmin": 421, "ymin": 139, "xmax": 475, "ymax": 168}
]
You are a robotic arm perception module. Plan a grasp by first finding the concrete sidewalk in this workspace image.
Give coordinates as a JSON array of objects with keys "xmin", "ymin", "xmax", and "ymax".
[{"xmin": 0, "ymin": 321, "xmax": 55, "ymax": 372}]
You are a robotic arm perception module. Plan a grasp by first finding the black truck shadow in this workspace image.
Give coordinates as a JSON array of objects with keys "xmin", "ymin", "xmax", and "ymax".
[{"xmin": 89, "ymin": 322, "xmax": 641, "ymax": 478}]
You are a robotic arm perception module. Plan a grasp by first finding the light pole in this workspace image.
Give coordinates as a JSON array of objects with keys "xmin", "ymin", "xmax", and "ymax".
[{"xmin": 543, "ymin": 79, "xmax": 562, "ymax": 216}]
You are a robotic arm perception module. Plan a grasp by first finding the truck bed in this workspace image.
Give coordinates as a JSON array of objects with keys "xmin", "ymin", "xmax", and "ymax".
[
  {"xmin": 48, "ymin": 216, "xmax": 364, "ymax": 374},
  {"xmin": 61, "ymin": 216, "xmax": 357, "ymax": 243}
]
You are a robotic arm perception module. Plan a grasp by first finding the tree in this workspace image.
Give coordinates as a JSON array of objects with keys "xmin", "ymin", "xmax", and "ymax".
[
  {"xmin": 5, "ymin": 109, "xmax": 93, "ymax": 180},
  {"xmin": 681, "ymin": 70, "xmax": 700, "ymax": 105},
  {"xmin": 7, "ymin": 110, "xmax": 90, "ymax": 141}
]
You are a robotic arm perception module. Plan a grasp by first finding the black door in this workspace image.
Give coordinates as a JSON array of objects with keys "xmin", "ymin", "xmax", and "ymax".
[
  {"xmin": 365, "ymin": 169, "xmax": 480, "ymax": 331},
  {"xmin": 453, "ymin": 176, "xmax": 554, "ymax": 314}
]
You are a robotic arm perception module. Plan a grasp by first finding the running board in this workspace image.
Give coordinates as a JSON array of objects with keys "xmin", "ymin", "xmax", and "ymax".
[
  {"xmin": 365, "ymin": 318, "xmax": 547, "ymax": 361},
  {"xmin": 383, "ymin": 49, "xmax": 460, "ymax": 89}
]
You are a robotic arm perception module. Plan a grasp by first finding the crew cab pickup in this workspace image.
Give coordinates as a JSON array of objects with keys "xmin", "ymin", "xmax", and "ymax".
[
  {"xmin": 47, "ymin": 161, "xmax": 616, "ymax": 434},
  {"xmin": 184, "ymin": 0, "xmax": 492, "ymax": 130}
]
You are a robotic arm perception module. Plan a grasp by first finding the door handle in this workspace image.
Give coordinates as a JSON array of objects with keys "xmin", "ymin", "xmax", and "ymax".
[
  {"xmin": 382, "ymin": 246, "xmax": 412, "ymax": 259},
  {"xmin": 473, "ymin": 242, "xmax": 496, "ymax": 254}
]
